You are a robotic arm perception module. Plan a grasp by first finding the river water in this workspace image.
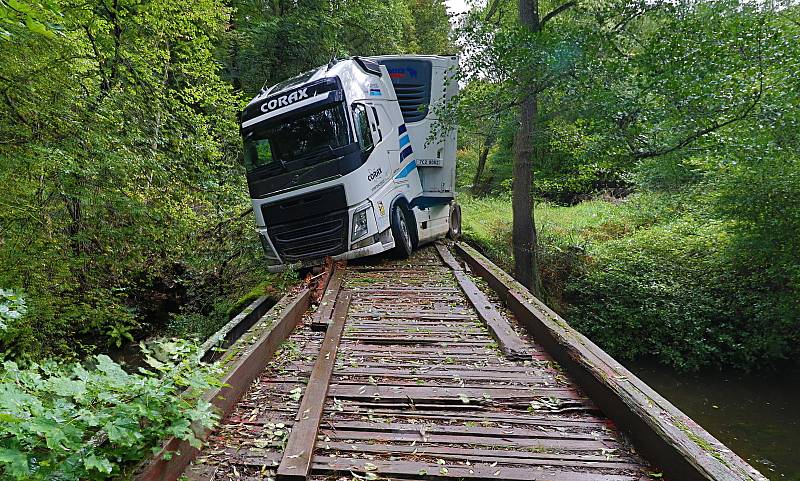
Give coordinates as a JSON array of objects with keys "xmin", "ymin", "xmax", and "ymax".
[{"xmin": 625, "ymin": 360, "xmax": 800, "ymax": 481}]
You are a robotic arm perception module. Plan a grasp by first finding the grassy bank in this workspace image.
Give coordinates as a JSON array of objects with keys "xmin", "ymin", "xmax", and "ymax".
[{"xmin": 460, "ymin": 194, "xmax": 800, "ymax": 371}]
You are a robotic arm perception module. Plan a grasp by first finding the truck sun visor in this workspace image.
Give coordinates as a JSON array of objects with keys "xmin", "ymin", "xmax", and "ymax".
[{"xmin": 241, "ymin": 77, "xmax": 343, "ymax": 130}]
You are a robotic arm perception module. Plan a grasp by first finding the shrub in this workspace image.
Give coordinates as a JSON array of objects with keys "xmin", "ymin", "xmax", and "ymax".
[
  {"xmin": 566, "ymin": 216, "xmax": 800, "ymax": 370},
  {"xmin": 462, "ymin": 193, "xmax": 800, "ymax": 370},
  {"xmin": 0, "ymin": 339, "xmax": 221, "ymax": 480}
]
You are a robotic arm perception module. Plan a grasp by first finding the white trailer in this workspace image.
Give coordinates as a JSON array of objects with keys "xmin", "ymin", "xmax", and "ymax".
[{"xmin": 240, "ymin": 55, "xmax": 460, "ymax": 271}]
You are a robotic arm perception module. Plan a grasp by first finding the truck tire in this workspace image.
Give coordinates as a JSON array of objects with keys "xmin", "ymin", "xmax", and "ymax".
[
  {"xmin": 447, "ymin": 202, "xmax": 462, "ymax": 240},
  {"xmin": 390, "ymin": 204, "xmax": 414, "ymax": 259}
]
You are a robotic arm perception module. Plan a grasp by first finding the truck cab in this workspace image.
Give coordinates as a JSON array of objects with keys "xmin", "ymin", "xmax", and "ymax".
[{"xmin": 240, "ymin": 55, "xmax": 459, "ymax": 271}]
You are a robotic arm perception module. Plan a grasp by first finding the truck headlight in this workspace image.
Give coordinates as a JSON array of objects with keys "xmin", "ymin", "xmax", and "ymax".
[{"xmin": 351, "ymin": 208, "xmax": 369, "ymax": 241}]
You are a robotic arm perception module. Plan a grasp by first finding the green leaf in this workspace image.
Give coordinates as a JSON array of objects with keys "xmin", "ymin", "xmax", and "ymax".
[
  {"xmin": 84, "ymin": 454, "xmax": 113, "ymax": 474},
  {"xmin": 50, "ymin": 377, "xmax": 86, "ymax": 397},
  {"xmin": 0, "ymin": 413, "xmax": 22, "ymax": 423},
  {"xmin": 0, "ymin": 448, "xmax": 29, "ymax": 476},
  {"xmin": 23, "ymin": 16, "xmax": 53, "ymax": 37},
  {"xmin": 144, "ymin": 355, "xmax": 166, "ymax": 371}
]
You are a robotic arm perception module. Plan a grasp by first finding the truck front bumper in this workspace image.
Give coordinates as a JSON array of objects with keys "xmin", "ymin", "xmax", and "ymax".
[{"xmin": 263, "ymin": 227, "xmax": 395, "ymax": 273}]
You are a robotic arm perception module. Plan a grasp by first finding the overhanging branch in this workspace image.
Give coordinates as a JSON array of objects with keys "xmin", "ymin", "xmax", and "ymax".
[{"xmin": 541, "ymin": 1, "xmax": 577, "ymax": 27}]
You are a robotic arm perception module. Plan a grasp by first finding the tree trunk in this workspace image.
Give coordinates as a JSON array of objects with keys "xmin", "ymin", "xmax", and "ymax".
[
  {"xmin": 512, "ymin": 94, "xmax": 542, "ymax": 295},
  {"xmin": 472, "ymin": 134, "xmax": 494, "ymax": 195},
  {"xmin": 512, "ymin": 0, "xmax": 543, "ymax": 296}
]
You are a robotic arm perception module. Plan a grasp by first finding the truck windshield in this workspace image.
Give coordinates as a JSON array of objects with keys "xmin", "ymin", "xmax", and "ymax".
[{"xmin": 244, "ymin": 104, "xmax": 351, "ymax": 172}]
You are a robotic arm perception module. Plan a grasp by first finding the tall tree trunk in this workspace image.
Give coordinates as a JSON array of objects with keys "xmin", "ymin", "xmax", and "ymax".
[{"xmin": 512, "ymin": 0, "xmax": 543, "ymax": 296}]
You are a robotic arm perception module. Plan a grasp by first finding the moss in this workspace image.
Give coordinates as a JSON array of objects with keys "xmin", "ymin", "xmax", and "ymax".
[
  {"xmin": 226, "ymin": 280, "xmax": 281, "ymax": 319},
  {"xmin": 676, "ymin": 421, "xmax": 728, "ymax": 464}
]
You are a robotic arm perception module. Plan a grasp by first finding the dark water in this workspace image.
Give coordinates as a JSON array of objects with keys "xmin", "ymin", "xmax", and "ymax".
[{"xmin": 625, "ymin": 360, "xmax": 800, "ymax": 481}]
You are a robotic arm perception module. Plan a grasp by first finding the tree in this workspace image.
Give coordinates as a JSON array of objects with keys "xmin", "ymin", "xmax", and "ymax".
[
  {"xmin": 226, "ymin": 0, "xmax": 432, "ymax": 96},
  {"xmin": 406, "ymin": 0, "xmax": 454, "ymax": 54},
  {"xmin": 453, "ymin": 0, "xmax": 582, "ymax": 295},
  {"xmin": 0, "ymin": 0, "xmax": 245, "ymax": 358}
]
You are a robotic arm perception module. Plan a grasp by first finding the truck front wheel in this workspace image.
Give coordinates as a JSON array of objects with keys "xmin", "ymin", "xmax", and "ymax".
[{"xmin": 390, "ymin": 204, "xmax": 413, "ymax": 259}]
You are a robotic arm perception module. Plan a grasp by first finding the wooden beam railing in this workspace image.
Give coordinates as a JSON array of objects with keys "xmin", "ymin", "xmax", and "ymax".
[{"xmin": 454, "ymin": 242, "xmax": 766, "ymax": 481}]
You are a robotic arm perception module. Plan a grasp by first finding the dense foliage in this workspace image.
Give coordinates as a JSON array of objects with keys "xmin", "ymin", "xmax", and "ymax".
[
  {"xmin": 0, "ymin": 339, "xmax": 220, "ymax": 480},
  {"xmin": 0, "ymin": 0, "xmax": 248, "ymax": 358},
  {"xmin": 566, "ymin": 197, "xmax": 800, "ymax": 370}
]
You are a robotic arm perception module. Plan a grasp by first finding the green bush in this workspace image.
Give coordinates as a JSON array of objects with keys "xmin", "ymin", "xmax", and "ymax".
[
  {"xmin": 566, "ymin": 216, "xmax": 800, "ymax": 370},
  {"xmin": 0, "ymin": 340, "xmax": 221, "ymax": 480}
]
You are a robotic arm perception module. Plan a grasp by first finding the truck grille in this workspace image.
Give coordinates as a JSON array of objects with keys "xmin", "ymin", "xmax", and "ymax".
[{"xmin": 268, "ymin": 211, "xmax": 348, "ymax": 262}]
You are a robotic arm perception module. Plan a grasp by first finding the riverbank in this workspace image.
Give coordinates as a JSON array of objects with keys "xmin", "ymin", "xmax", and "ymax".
[{"xmin": 459, "ymin": 193, "xmax": 800, "ymax": 370}]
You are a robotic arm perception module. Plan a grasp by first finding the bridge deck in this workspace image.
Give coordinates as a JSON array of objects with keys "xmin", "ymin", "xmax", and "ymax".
[{"xmin": 183, "ymin": 246, "xmax": 658, "ymax": 481}]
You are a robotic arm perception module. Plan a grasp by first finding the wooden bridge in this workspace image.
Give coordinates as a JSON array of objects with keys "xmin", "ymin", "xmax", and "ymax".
[{"xmin": 136, "ymin": 243, "xmax": 767, "ymax": 481}]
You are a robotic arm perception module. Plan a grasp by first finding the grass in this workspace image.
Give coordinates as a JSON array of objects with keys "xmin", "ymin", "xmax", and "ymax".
[
  {"xmin": 461, "ymin": 194, "xmax": 621, "ymax": 242},
  {"xmin": 459, "ymin": 194, "xmax": 626, "ymax": 271},
  {"xmin": 458, "ymin": 193, "xmax": 635, "ymax": 311}
]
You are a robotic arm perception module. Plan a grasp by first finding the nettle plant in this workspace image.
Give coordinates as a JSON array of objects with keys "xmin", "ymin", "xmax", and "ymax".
[{"xmin": 0, "ymin": 331, "xmax": 222, "ymax": 480}]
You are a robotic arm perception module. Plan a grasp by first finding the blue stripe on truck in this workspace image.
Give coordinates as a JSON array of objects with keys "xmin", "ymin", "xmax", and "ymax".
[
  {"xmin": 395, "ymin": 160, "xmax": 417, "ymax": 180},
  {"xmin": 400, "ymin": 145, "xmax": 413, "ymax": 161}
]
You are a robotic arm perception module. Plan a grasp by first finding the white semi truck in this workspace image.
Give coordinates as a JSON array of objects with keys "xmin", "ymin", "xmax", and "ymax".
[{"xmin": 240, "ymin": 55, "xmax": 460, "ymax": 271}]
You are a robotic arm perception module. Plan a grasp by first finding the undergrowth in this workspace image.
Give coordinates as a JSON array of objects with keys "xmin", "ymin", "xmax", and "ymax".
[{"xmin": 0, "ymin": 334, "xmax": 221, "ymax": 480}]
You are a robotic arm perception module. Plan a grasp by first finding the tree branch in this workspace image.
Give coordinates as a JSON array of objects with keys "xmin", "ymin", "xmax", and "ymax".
[
  {"xmin": 540, "ymin": 1, "xmax": 576, "ymax": 27},
  {"xmin": 633, "ymin": 89, "xmax": 762, "ymax": 160},
  {"xmin": 484, "ymin": 0, "xmax": 503, "ymax": 21}
]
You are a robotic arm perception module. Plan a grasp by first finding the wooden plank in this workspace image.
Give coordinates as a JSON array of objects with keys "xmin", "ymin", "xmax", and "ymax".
[
  {"xmin": 437, "ymin": 242, "xmax": 531, "ymax": 360},
  {"xmin": 310, "ymin": 263, "xmax": 345, "ymax": 331},
  {"xmin": 318, "ymin": 429, "xmax": 610, "ymax": 450},
  {"xmin": 330, "ymin": 361, "xmax": 551, "ymax": 373},
  {"xmin": 349, "ymin": 311, "xmax": 475, "ymax": 320},
  {"xmin": 327, "ymin": 383, "xmax": 583, "ymax": 401},
  {"xmin": 331, "ymin": 367, "xmax": 549, "ymax": 382},
  {"xmin": 311, "ymin": 456, "xmax": 640, "ymax": 481},
  {"xmin": 329, "ymin": 420, "xmax": 615, "ymax": 440},
  {"xmin": 454, "ymin": 242, "xmax": 768, "ymax": 481},
  {"xmin": 277, "ymin": 293, "xmax": 351, "ymax": 481},
  {"xmin": 456, "ymin": 270, "xmax": 531, "ymax": 359},
  {"xmin": 319, "ymin": 441, "xmax": 642, "ymax": 469},
  {"xmin": 324, "ymin": 399, "xmax": 599, "ymax": 414},
  {"xmin": 136, "ymin": 288, "xmax": 312, "ymax": 481},
  {"xmin": 323, "ymin": 405, "xmax": 606, "ymax": 425},
  {"xmin": 435, "ymin": 241, "xmax": 463, "ymax": 271}
]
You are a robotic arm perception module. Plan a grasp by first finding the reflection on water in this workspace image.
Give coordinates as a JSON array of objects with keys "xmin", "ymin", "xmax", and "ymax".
[{"xmin": 625, "ymin": 360, "xmax": 800, "ymax": 481}]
